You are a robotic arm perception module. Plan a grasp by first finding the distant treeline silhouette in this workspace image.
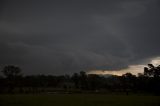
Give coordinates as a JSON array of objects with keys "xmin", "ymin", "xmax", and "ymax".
[{"xmin": 0, "ymin": 64, "xmax": 160, "ymax": 95}]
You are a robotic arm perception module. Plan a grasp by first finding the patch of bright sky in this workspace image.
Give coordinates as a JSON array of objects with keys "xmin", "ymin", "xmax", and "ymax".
[{"xmin": 87, "ymin": 57, "xmax": 160, "ymax": 76}]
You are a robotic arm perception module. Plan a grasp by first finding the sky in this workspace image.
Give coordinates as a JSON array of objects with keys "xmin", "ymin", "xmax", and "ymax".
[{"xmin": 0, "ymin": 0, "xmax": 160, "ymax": 75}]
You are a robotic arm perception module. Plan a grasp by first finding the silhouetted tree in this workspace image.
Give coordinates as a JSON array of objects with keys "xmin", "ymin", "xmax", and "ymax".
[
  {"xmin": 121, "ymin": 73, "xmax": 136, "ymax": 95},
  {"xmin": 1, "ymin": 65, "xmax": 22, "ymax": 93},
  {"xmin": 144, "ymin": 64, "xmax": 160, "ymax": 95},
  {"xmin": 71, "ymin": 73, "xmax": 79, "ymax": 89},
  {"xmin": 0, "ymin": 75, "xmax": 5, "ymax": 93},
  {"xmin": 144, "ymin": 64, "xmax": 160, "ymax": 77},
  {"xmin": 88, "ymin": 74, "xmax": 102, "ymax": 91},
  {"xmin": 79, "ymin": 71, "xmax": 88, "ymax": 90},
  {"xmin": 2, "ymin": 65, "xmax": 21, "ymax": 78}
]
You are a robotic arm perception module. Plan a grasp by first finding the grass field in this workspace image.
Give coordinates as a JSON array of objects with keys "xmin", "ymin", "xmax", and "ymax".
[{"xmin": 0, "ymin": 94, "xmax": 160, "ymax": 106}]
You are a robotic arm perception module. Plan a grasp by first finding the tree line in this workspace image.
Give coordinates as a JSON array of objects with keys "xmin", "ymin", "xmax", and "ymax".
[{"xmin": 0, "ymin": 64, "xmax": 160, "ymax": 95}]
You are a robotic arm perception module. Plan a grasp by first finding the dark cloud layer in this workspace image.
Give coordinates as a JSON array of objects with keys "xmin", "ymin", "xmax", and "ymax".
[{"xmin": 0, "ymin": 0, "xmax": 160, "ymax": 75}]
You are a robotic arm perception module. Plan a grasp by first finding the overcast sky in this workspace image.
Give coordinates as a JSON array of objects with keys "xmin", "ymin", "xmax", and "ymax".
[{"xmin": 0, "ymin": 0, "xmax": 160, "ymax": 75}]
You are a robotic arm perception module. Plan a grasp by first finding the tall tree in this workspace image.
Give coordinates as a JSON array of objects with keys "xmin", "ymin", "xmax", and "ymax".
[
  {"xmin": 72, "ymin": 73, "xmax": 79, "ymax": 89},
  {"xmin": 79, "ymin": 71, "xmax": 88, "ymax": 90},
  {"xmin": 121, "ymin": 73, "xmax": 136, "ymax": 95},
  {"xmin": 1, "ymin": 65, "xmax": 22, "ymax": 93},
  {"xmin": 2, "ymin": 65, "xmax": 22, "ymax": 78},
  {"xmin": 144, "ymin": 64, "xmax": 160, "ymax": 95},
  {"xmin": 144, "ymin": 64, "xmax": 160, "ymax": 77}
]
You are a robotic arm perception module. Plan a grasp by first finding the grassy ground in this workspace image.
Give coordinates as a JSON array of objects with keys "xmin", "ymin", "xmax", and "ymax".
[{"xmin": 0, "ymin": 94, "xmax": 160, "ymax": 106}]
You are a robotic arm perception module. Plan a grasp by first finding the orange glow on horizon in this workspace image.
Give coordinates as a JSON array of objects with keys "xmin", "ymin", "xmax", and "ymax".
[{"xmin": 87, "ymin": 57, "xmax": 160, "ymax": 76}]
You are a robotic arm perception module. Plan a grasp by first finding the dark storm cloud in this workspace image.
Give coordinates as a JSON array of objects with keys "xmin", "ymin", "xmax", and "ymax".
[{"xmin": 0, "ymin": 0, "xmax": 160, "ymax": 75}]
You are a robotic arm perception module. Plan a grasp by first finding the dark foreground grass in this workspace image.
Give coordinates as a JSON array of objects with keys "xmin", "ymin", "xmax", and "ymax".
[{"xmin": 0, "ymin": 94, "xmax": 160, "ymax": 106}]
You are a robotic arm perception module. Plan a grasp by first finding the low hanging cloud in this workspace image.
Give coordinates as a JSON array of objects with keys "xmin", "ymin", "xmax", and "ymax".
[
  {"xmin": 88, "ymin": 57, "xmax": 160, "ymax": 76},
  {"xmin": 0, "ymin": 0, "xmax": 160, "ymax": 75}
]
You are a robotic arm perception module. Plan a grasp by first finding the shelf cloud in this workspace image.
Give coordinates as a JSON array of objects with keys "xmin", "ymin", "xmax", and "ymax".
[{"xmin": 0, "ymin": 0, "xmax": 160, "ymax": 75}]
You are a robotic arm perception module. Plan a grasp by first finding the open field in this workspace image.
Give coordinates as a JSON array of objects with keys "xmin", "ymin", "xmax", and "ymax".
[{"xmin": 0, "ymin": 94, "xmax": 160, "ymax": 106}]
